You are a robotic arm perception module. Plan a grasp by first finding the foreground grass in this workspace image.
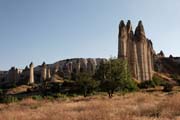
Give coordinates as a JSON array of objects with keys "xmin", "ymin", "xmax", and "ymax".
[{"xmin": 0, "ymin": 92, "xmax": 180, "ymax": 120}]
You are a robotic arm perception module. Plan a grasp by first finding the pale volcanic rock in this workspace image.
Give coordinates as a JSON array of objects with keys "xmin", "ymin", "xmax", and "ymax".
[{"xmin": 118, "ymin": 20, "xmax": 155, "ymax": 81}]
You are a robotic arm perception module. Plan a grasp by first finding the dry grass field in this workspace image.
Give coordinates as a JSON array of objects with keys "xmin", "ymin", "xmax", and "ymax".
[{"xmin": 1, "ymin": 92, "xmax": 180, "ymax": 120}]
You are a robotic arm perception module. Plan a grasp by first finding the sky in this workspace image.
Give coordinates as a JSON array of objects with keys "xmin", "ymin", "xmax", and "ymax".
[{"xmin": 0, "ymin": 0, "xmax": 180, "ymax": 70}]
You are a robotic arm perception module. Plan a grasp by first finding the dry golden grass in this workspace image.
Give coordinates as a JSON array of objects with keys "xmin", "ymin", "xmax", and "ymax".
[{"xmin": 1, "ymin": 92, "xmax": 180, "ymax": 120}]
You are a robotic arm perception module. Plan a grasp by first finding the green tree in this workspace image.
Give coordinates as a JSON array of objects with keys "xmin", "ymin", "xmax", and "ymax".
[
  {"xmin": 95, "ymin": 59, "xmax": 137, "ymax": 98},
  {"xmin": 76, "ymin": 73, "xmax": 99, "ymax": 97}
]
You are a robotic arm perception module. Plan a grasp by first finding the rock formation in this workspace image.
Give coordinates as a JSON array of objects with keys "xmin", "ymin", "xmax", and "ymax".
[
  {"xmin": 47, "ymin": 66, "xmax": 51, "ymax": 79},
  {"xmin": 6, "ymin": 67, "xmax": 21, "ymax": 84},
  {"xmin": 118, "ymin": 20, "xmax": 155, "ymax": 81},
  {"xmin": 87, "ymin": 58, "xmax": 97, "ymax": 74},
  {"xmin": 41, "ymin": 62, "xmax": 47, "ymax": 81},
  {"xmin": 157, "ymin": 50, "xmax": 165, "ymax": 58},
  {"xmin": 54, "ymin": 58, "xmax": 106, "ymax": 78},
  {"xmin": 29, "ymin": 62, "xmax": 34, "ymax": 84},
  {"xmin": 154, "ymin": 56, "xmax": 180, "ymax": 75}
]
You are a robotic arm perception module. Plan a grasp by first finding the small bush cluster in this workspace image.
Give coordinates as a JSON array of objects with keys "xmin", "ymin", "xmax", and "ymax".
[
  {"xmin": 138, "ymin": 80, "xmax": 156, "ymax": 89},
  {"xmin": 0, "ymin": 95, "xmax": 18, "ymax": 103},
  {"xmin": 163, "ymin": 83, "xmax": 173, "ymax": 92},
  {"xmin": 138, "ymin": 75, "xmax": 166, "ymax": 89},
  {"xmin": 171, "ymin": 74, "xmax": 180, "ymax": 85},
  {"xmin": 32, "ymin": 95, "xmax": 43, "ymax": 101}
]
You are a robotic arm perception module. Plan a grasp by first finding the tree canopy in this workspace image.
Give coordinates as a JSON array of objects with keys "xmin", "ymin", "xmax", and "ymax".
[{"xmin": 95, "ymin": 59, "xmax": 137, "ymax": 97}]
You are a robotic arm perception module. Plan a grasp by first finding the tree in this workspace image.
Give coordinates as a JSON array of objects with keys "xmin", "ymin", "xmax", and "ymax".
[
  {"xmin": 76, "ymin": 73, "xmax": 99, "ymax": 97},
  {"xmin": 95, "ymin": 59, "xmax": 137, "ymax": 98}
]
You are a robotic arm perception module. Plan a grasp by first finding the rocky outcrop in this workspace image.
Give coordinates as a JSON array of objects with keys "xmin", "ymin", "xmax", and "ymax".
[
  {"xmin": 118, "ymin": 20, "xmax": 155, "ymax": 81},
  {"xmin": 51, "ymin": 58, "xmax": 106, "ymax": 78},
  {"xmin": 20, "ymin": 58, "xmax": 106, "ymax": 82},
  {"xmin": 7, "ymin": 67, "xmax": 21, "ymax": 84},
  {"xmin": 154, "ymin": 57, "xmax": 180, "ymax": 75}
]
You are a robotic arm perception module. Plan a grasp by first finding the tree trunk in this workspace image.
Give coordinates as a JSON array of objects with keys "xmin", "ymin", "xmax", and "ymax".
[
  {"xmin": 108, "ymin": 90, "xmax": 113, "ymax": 98},
  {"xmin": 84, "ymin": 86, "xmax": 87, "ymax": 97}
]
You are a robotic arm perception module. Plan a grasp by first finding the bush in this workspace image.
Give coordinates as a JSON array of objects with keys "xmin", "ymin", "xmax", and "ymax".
[
  {"xmin": 138, "ymin": 75, "xmax": 166, "ymax": 89},
  {"xmin": 152, "ymin": 75, "xmax": 166, "ymax": 86},
  {"xmin": 171, "ymin": 74, "xmax": 180, "ymax": 80},
  {"xmin": 45, "ymin": 96, "xmax": 55, "ymax": 101},
  {"xmin": 54, "ymin": 93, "xmax": 68, "ymax": 98},
  {"xmin": 49, "ymin": 82, "xmax": 62, "ymax": 93},
  {"xmin": 38, "ymin": 82, "xmax": 63, "ymax": 96},
  {"xmin": 171, "ymin": 74, "xmax": 180, "ymax": 85},
  {"xmin": 0, "ymin": 89, "xmax": 3, "ymax": 95},
  {"xmin": 76, "ymin": 73, "xmax": 99, "ymax": 97},
  {"xmin": 32, "ymin": 95, "xmax": 43, "ymax": 101},
  {"xmin": 118, "ymin": 78, "xmax": 138, "ymax": 92},
  {"xmin": 163, "ymin": 83, "xmax": 173, "ymax": 92},
  {"xmin": 0, "ymin": 95, "xmax": 18, "ymax": 103},
  {"xmin": 138, "ymin": 80, "xmax": 156, "ymax": 89}
]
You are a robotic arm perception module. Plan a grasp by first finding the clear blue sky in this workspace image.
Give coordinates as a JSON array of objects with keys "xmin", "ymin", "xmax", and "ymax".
[{"xmin": 0, "ymin": 0, "xmax": 180, "ymax": 70}]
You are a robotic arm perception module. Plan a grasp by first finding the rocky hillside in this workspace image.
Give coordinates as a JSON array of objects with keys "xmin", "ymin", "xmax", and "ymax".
[{"xmin": 155, "ymin": 57, "xmax": 180, "ymax": 75}]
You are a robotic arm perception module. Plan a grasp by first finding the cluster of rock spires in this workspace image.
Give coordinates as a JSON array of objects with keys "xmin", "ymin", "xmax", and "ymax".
[
  {"xmin": 51, "ymin": 58, "xmax": 106, "ymax": 78},
  {"xmin": 0, "ymin": 58, "xmax": 106, "ymax": 86},
  {"xmin": 118, "ymin": 20, "xmax": 155, "ymax": 81},
  {"xmin": 0, "ymin": 20, "xmax": 180, "ymax": 86}
]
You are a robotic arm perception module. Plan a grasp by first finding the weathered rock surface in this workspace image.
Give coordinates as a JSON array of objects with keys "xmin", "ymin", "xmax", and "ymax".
[
  {"xmin": 154, "ymin": 57, "xmax": 180, "ymax": 74},
  {"xmin": 29, "ymin": 62, "xmax": 34, "ymax": 84},
  {"xmin": 118, "ymin": 20, "xmax": 155, "ymax": 81},
  {"xmin": 157, "ymin": 50, "xmax": 165, "ymax": 58},
  {"xmin": 48, "ymin": 58, "xmax": 107, "ymax": 78},
  {"xmin": 0, "ymin": 58, "xmax": 106, "ymax": 86}
]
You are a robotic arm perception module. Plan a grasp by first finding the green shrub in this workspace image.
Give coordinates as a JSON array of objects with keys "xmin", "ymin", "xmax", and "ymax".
[
  {"xmin": 171, "ymin": 74, "xmax": 180, "ymax": 85},
  {"xmin": 152, "ymin": 76, "xmax": 166, "ymax": 86},
  {"xmin": 32, "ymin": 95, "xmax": 43, "ymax": 101},
  {"xmin": 120, "ymin": 79, "xmax": 138, "ymax": 92},
  {"xmin": 171, "ymin": 74, "xmax": 180, "ymax": 80},
  {"xmin": 138, "ymin": 80, "xmax": 156, "ymax": 89},
  {"xmin": 49, "ymin": 82, "xmax": 62, "ymax": 93},
  {"xmin": 53, "ymin": 93, "xmax": 67, "ymax": 98},
  {"xmin": 138, "ymin": 75, "xmax": 166, "ymax": 89},
  {"xmin": 0, "ymin": 89, "xmax": 3, "ymax": 95},
  {"xmin": 0, "ymin": 95, "xmax": 18, "ymax": 103},
  {"xmin": 163, "ymin": 83, "xmax": 173, "ymax": 92},
  {"xmin": 68, "ymin": 93, "xmax": 78, "ymax": 97},
  {"xmin": 45, "ymin": 96, "xmax": 54, "ymax": 101},
  {"xmin": 76, "ymin": 72, "xmax": 99, "ymax": 97}
]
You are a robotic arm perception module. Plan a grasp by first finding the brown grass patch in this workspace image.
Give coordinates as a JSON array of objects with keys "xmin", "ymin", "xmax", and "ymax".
[{"xmin": 0, "ymin": 92, "xmax": 180, "ymax": 120}]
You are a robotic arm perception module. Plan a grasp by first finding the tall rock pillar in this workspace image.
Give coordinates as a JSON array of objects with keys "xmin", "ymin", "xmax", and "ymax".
[
  {"xmin": 29, "ymin": 62, "xmax": 34, "ymax": 84},
  {"xmin": 126, "ymin": 20, "xmax": 141, "ymax": 80},
  {"xmin": 135, "ymin": 21, "xmax": 152, "ymax": 81},
  {"xmin": 41, "ymin": 62, "xmax": 47, "ymax": 81},
  {"xmin": 147, "ymin": 40, "xmax": 154, "ymax": 79},
  {"xmin": 118, "ymin": 20, "xmax": 128, "ymax": 59}
]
